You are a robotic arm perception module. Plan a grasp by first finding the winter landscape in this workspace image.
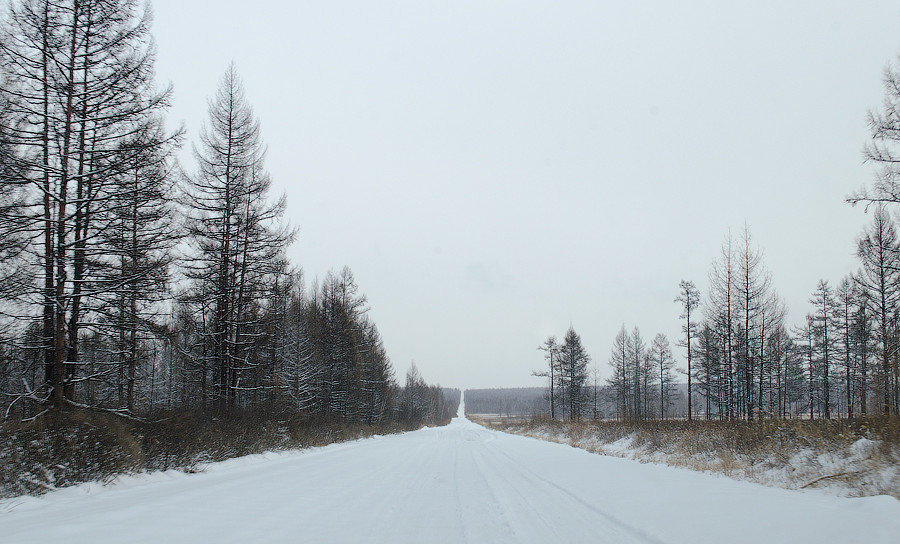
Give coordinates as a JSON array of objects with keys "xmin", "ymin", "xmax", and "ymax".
[
  {"xmin": 1, "ymin": 1, "xmax": 900, "ymax": 542},
  {"xmin": 1, "ymin": 399, "xmax": 898, "ymax": 544}
]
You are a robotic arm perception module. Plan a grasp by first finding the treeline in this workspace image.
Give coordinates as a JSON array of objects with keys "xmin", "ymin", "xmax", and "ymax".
[
  {"xmin": 594, "ymin": 215, "xmax": 899, "ymax": 423},
  {"xmin": 466, "ymin": 386, "xmax": 701, "ymax": 419},
  {"xmin": 536, "ymin": 225, "xmax": 898, "ymax": 423},
  {"xmin": 463, "ymin": 388, "xmax": 548, "ymax": 416},
  {"xmin": 653, "ymin": 213, "xmax": 899, "ymax": 422},
  {"xmin": 533, "ymin": 49, "xmax": 900, "ymax": 423},
  {"xmin": 660, "ymin": 50, "xmax": 900, "ymax": 422},
  {"xmin": 0, "ymin": 0, "xmax": 451, "ymax": 428},
  {"xmin": 534, "ymin": 326, "xmax": 683, "ymax": 421}
]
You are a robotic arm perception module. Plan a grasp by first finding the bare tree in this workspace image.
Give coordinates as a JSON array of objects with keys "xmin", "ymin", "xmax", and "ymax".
[
  {"xmin": 707, "ymin": 233, "xmax": 736, "ymax": 419},
  {"xmin": 629, "ymin": 326, "xmax": 646, "ymax": 420},
  {"xmin": 835, "ymin": 276, "xmax": 856, "ymax": 417},
  {"xmin": 855, "ymin": 206, "xmax": 900, "ymax": 415},
  {"xmin": 809, "ymin": 280, "xmax": 837, "ymax": 419},
  {"xmin": 850, "ymin": 50, "xmax": 900, "ymax": 206},
  {"xmin": 852, "ymin": 285, "xmax": 874, "ymax": 415},
  {"xmin": 0, "ymin": 0, "xmax": 174, "ymax": 409},
  {"xmin": 182, "ymin": 64, "xmax": 292, "ymax": 411},
  {"xmin": 92, "ymin": 118, "xmax": 181, "ymax": 411},
  {"xmin": 606, "ymin": 325, "xmax": 629, "ymax": 420},
  {"xmin": 534, "ymin": 336, "xmax": 559, "ymax": 419},
  {"xmin": 735, "ymin": 224, "xmax": 772, "ymax": 420},
  {"xmin": 693, "ymin": 323, "xmax": 721, "ymax": 419},
  {"xmin": 648, "ymin": 333, "xmax": 676, "ymax": 419},
  {"xmin": 675, "ymin": 281, "xmax": 700, "ymax": 420},
  {"xmin": 794, "ymin": 315, "xmax": 818, "ymax": 419}
]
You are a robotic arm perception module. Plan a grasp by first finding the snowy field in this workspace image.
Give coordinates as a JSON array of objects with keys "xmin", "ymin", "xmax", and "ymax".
[{"xmin": 0, "ymin": 401, "xmax": 898, "ymax": 543}]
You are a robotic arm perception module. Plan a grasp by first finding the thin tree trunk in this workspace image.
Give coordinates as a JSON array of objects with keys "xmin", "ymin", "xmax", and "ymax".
[{"xmin": 42, "ymin": 1, "xmax": 58, "ymax": 405}]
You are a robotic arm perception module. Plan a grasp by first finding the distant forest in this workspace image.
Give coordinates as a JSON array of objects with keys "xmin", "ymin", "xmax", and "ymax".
[
  {"xmin": 465, "ymin": 386, "xmax": 692, "ymax": 418},
  {"xmin": 465, "ymin": 388, "xmax": 547, "ymax": 417},
  {"xmin": 0, "ymin": 0, "xmax": 454, "ymax": 428}
]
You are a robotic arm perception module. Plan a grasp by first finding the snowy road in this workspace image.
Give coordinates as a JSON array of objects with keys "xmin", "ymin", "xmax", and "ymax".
[{"xmin": 1, "ymin": 404, "xmax": 898, "ymax": 543}]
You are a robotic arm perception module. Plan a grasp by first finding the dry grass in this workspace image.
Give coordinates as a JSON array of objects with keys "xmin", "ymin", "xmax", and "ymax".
[
  {"xmin": 0, "ymin": 406, "xmax": 420, "ymax": 499},
  {"xmin": 478, "ymin": 416, "xmax": 900, "ymax": 498}
]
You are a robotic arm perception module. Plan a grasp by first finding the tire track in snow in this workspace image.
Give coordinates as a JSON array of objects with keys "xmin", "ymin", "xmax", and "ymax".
[
  {"xmin": 473, "ymin": 434, "xmax": 665, "ymax": 544},
  {"xmin": 485, "ymin": 439, "xmax": 670, "ymax": 544}
]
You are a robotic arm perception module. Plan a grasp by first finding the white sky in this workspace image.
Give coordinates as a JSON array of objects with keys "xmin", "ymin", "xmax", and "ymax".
[{"xmin": 152, "ymin": 1, "xmax": 900, "ymax": 388}]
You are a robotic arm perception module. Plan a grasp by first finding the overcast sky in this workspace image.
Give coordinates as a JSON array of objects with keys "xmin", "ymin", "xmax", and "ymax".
[{"xmin": 152, "ymin": 1, "xmax": 900, "ymax": 389}]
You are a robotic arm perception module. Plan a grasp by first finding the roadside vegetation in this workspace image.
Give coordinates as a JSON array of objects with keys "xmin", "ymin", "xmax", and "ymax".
[
  {"xmin": 477, "ymin": 415, "xmax": 899, "ymax": 498},
  {"xmin": 1, "ymin": 388, "xmax": 459, "ymax": 499}
]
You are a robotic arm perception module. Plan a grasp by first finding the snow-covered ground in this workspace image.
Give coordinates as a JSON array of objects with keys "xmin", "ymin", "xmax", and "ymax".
[
  {"xmin": 495, "ymin": 423, "xmax": 899, "ymax": 498},
  {"xmin": 0, "ymin": 399, "xmax": 897, "ymax": 543}
]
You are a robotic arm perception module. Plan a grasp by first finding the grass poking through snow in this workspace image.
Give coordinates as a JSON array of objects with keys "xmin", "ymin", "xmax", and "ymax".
[{"xmin": 475, "ymin": 416, "xmax": 900, "ymax": 498}]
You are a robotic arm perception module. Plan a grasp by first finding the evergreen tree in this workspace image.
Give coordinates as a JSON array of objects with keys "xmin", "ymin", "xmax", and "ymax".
[{"xmin": 558, "ymin": 326, "xmax": 590, "ymax": 421}]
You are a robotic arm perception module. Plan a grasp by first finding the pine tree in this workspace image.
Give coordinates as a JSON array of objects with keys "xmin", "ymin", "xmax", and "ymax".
[{"xmin": 558, "ymin": 326, "xmax": 590, "ymax": 421}]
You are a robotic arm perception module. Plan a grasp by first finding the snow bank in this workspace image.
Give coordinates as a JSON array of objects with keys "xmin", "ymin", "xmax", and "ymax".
[{"xmin": 486, "ymin": 419, "xmax": 900, "ymax": 498}]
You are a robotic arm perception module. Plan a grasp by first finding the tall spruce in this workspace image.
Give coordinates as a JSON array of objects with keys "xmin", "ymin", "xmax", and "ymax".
[{"xmin": 558, "ymin": 326, "xmax": 589, "ymax": 421}]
